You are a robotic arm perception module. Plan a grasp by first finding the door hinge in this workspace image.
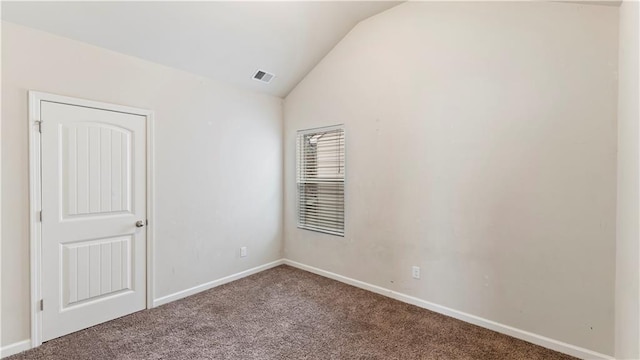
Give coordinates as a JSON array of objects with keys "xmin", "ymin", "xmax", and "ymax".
[
  {"xmin": 39, "ymin": 299, "xmax": 44, "ymax": 311},
  {"xmin": 39, "ymin": 210, "xmax": 43, "ymax": 222},
  {"xmin": 146, "ymin": 219, "xmax": 149, "ymax": 226},
  {"xmin": 35, "ymin": 120, "xmax": 42, "ymax": 133}
]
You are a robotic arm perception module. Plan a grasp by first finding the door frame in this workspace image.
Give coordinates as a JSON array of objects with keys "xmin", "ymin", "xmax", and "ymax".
[{"xmin": 28, "ymin": 91, "xmax": 156, "ymax": 348}]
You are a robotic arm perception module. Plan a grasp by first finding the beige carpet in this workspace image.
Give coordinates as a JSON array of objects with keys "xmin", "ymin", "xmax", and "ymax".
[{"xmin": 9, "ymin": 265, "xmax": 575, "ymax": 359}]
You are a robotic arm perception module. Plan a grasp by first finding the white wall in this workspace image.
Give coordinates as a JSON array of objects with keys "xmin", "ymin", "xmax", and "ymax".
[
  {"xmin": 284, "ymin": 2, "xmax": 618, "ymax": 356},
  {"xmin": 615, "ymin": 0, "xmax": 640, "ymax": 358},
  {"xmin": 1, "ymin": 22, "xmax": 283, "ymax": 347}
]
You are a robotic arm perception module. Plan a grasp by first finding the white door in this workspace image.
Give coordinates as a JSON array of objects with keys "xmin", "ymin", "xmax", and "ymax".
[{"xmin": 40, "ymin": 100, "xmax": 147, "ymax": 341}]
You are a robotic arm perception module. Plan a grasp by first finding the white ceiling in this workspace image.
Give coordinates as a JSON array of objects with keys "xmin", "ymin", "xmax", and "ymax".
[{"xmin": 2, "ymin": 1, "xmax": 400, "ymax": 98}]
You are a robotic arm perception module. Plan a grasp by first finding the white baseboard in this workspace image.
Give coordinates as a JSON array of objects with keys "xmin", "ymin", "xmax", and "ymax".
[
  {"xmin": 1, "ymin": 339, "xmax": 31, "ymax": 359},
  {"xmin": 283, "ymin": 259, "xmax": 613, "ymax": 360},
  {"xmin": 153, "ymin": 259, "xmax": 285, "ymax": 307}
]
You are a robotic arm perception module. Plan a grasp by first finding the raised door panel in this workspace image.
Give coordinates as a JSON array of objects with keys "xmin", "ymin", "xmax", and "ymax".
[{"xmin": 61, "ymin": 123, "xmax": 133, "ymax": 219}]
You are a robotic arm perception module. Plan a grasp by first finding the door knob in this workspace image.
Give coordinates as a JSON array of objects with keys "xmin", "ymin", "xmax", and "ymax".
[{"xmin": 135, "ymin": 220, "xmax": 145, "ymax": 228}]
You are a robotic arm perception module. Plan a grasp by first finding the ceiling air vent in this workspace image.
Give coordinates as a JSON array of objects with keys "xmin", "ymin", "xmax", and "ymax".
[{"xmin": 252, "ymin": 69, "xmax": 275, "ymax": 84}]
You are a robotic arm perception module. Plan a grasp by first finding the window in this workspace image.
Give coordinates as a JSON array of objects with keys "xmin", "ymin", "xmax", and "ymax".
[{"xmin": 296, "ymin": 125, "xmax": 345, "ymax": 236}]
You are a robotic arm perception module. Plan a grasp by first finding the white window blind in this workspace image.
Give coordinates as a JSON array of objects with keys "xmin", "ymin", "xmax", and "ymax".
[{"xmin": 296, "ymin": 125, "xmax": 345, "ymax": 236}]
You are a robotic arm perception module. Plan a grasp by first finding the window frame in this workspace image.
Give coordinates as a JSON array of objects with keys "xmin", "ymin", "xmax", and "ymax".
[{"xmin": 296, "ymin": 124, "xmax": 345, "ymax": 237}]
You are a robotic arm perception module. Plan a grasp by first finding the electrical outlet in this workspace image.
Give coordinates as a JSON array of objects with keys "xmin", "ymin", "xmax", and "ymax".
[
  {"xmin": 240, "ymin": 246, "xmax": 247, "ymax": 257},
  {"xmin": 412, "ymin": 266, "xmax": 420, "ymax": 279}
]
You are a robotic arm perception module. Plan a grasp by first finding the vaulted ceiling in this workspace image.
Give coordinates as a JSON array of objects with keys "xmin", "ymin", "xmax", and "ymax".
[{"xmin": 2, "ymin": 1, "xmax": 400, "ymax": 97}]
